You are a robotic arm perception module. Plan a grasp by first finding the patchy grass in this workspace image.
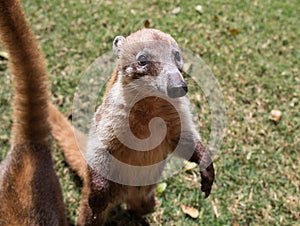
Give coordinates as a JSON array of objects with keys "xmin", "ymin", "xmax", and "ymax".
[{"xmin": 0, "ymin": 0, "xmax": 299, "ymax": 225}]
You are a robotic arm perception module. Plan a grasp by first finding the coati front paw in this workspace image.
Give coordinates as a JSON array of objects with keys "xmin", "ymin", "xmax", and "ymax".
[
  {"xmin": 192, "ymin": 141, "xmax": 215, "ymax": 198},
  {"xmin": 200, "ymin": 161, "xmax": 214, "ymax": 198}
]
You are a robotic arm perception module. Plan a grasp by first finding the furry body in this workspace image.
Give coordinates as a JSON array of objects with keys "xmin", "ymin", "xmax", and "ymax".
[{"xmin": 48, "ymin": 29, "xmax": 215, "ymax": 225}]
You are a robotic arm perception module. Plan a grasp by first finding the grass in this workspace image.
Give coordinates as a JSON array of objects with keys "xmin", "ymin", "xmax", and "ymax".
[{"xmin": 0, "ymin": 0, "xmax": 299, "ymax": 225}]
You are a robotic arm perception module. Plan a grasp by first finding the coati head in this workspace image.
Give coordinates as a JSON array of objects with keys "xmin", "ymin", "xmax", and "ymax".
[{"xmin": 113, "ymin": 28, "xmax": 188, "ymax": 99}]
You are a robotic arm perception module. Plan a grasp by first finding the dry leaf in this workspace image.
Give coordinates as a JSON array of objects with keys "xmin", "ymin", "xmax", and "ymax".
[
  {"xmin": 183, "ymin": 62, "xmax": 192, "ymax": 72},
  {"xmin": 211, "ymin": 200, "xmax": 220, "ymax": 218},
  {"xmin": 181, "ymin": 205, "xmax": 199, "ymax": 218},
  {"xmin": 271, "ymin": 109, "xmax": 282, "ymax": 123},
  {"xmin": 184, "ymin": 160, "xmax": 198, "ymax": 171},
  {"xmin": 130, "ymin": 9, "xmax": 136, "ymax": 15},
  {"xmin": 85, "ymin": 42, "xmax": 93, "ymax": 48},
  {"xmin": 195, "ymin": 5, "xmax": 203, "ymax": 13},
  {"xmin": 0, "ymin": 51, "xmax": 8, "ymax": 59},
  {"xmin": 229, "ymin": 29, "xmax": 241, "ymax": 35},
  {"xmin": 172, "ymin": 7, "xmax": 181, "ymax": 15},
  {"xmin": 144, "ymin": 19, "xmax": 150, "ymax": 28},
  {"xmin": 156, "ymin": 182, "xmax": 167, "ymax": 195},
  {"xmin": 195, "ymin": 94, "xmax": 201, "ymax": 101},
  {"xmin": 233, "ymin": 221, "xmax": 240, "ymax": 226}
]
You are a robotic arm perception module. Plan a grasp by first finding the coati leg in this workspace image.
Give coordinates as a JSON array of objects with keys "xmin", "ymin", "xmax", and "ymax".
[
  {"xmin": 174, "ymin": 130, "xmax": 215, "ymax": 198},
  {"xmin": 77, "ymin": 168, "xmax": 120, "ymax": 226},
  {"xmin": 189, "ymin": 141, "xmax": 215, "ymax": 198},
  {"xmin": 77, "ymin": 181, "xmax": 114, "ymax": 226},
  {"xmin": 0, "ymin": 0, "xmax": 67, "ymax": 225},
  {"xmin": 175, "ymin": 137, "xmax": 215, "ymax": 198}
]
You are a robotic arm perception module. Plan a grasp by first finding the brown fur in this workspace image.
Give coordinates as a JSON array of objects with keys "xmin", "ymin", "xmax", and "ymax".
[
  {"xmin": 48, "ymin": 28, "xmax": 214, "ymax": 225},
  {"xmin": 104, "ymin": 69, "xmax": 118, "ymax": 97},
  {"xmin": 0, "ymin": 0, "xmax": 67, "ymax": 225},
  {"xmin": 113, "ymin": 96, "xmax": 180, "ymax": 165},
  {"xmin": 48, "ymin": 103, "xmax": 87, "ymax": 179}
]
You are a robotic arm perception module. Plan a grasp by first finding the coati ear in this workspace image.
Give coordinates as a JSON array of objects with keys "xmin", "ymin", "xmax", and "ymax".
[{"xmin": 113, "ymin": 36, "xmax": 125, "ymax": 58}]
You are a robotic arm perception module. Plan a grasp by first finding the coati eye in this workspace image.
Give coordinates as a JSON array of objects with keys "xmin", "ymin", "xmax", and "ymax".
[
  {"xmin": 137, "ymin": 55, "xmax": 148, "ymax": 66},
  {"xmin": 174, "ymin": 51, "xmax": 181, "ymax": 62}
]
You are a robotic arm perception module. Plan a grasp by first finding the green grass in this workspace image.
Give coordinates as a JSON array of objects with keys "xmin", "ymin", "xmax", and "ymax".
[{"xmin": 0, "ymin": 0, "xmax": 299, "ymax": 225}]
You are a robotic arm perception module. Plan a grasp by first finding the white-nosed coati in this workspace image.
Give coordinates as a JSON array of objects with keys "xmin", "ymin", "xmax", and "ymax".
[
  {"xmin": 49, "ymin": 29, "xmax": 215, "ymax": 225},
  {"xmin": 0, "ymin": 0, "xmax": 67, "ymax": 225}
]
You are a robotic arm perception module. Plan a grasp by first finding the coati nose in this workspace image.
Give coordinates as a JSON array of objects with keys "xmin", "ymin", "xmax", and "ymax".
[{"xmin": 167, "ymin": 81, "xmax": 188, "ymax": 98}]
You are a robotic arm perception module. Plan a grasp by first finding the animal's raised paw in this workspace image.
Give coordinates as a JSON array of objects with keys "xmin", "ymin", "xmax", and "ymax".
[{"xmin": 200, "ymin": 162, "xmax": 215, "ymax": 198}]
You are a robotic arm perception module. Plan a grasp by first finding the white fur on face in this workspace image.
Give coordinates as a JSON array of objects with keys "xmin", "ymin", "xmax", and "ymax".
[
  {"xmin": 136, "ymin": 67, "xmax": 147, "ymax": 74},
  {"xmin": 125, "ymin": 66, "xmax": 133, "ymax": 75}
]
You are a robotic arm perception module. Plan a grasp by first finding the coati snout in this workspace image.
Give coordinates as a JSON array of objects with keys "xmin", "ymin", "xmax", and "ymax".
[
  {"xmin": 166, "ymin": 69, "xmax": 188, "ymax": 98},
  {"xmin": 156, "ymin": 64, "xmax": 188, "ymax": 99}
]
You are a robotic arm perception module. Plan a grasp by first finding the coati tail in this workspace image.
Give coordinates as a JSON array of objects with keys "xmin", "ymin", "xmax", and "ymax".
[
  {"xmin": 48, "ymin": 103, "xmax": 87, "ymax": 180},
  {"xmin": 0, "ymin": 0, "xmax": 49, "ymax": 144}
]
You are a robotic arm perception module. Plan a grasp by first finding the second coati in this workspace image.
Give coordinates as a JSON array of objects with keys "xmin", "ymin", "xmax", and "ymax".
[{"xmin": 0, "ymin": 0, "xmax": 67, "ymax": 225}]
